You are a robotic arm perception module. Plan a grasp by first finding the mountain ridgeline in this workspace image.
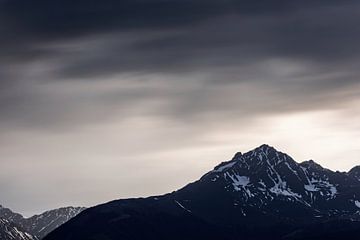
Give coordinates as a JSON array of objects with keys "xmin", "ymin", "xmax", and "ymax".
[
  {"xmin": 44, "ymin": 144, "xmax": 360, "ymax": 239},
  {"xmin": 0, "ymin": 205, "xmax": 85, "ymax": 240}
]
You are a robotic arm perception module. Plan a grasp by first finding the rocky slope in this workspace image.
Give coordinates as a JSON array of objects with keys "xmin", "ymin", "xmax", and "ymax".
[{"xmin": 0, "ymin": 218, "xmax": 36, "ymax": 240}]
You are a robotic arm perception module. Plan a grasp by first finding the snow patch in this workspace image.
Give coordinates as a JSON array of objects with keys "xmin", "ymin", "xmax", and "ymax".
[
  {"xmin": 304, "ymin": 179, "xmax": 337, "ymax": 198},
  {"xmin": 304, "ymin": 184, "xmax": 318, "ymax": 192},
  {"xmin": 214, "ymin": 161, "xmax": 237, "ymax": 172},
  {"xmin": 270, "ymin": 183, "xmax": 301, "ymax": 198},
  {"xmin": 224, "ymin": 173, "xmax": 253, "ymax": 198},
  {"xmin": 226, "ymin": 173, "xmax": 250, "ymax": 188}
]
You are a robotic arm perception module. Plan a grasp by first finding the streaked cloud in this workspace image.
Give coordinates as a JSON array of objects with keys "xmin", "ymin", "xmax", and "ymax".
[{"xmin": 0, "ymin": 0, "xmax": 359, "ymax": 215}]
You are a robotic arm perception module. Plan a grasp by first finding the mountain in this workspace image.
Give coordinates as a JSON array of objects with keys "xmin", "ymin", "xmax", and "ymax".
[
  {"xmin": 0, "ymin": 218, "xmax": 36, "ymax": 240},
  {"xmin": 0, "ymin": 205, "xmax": 85, "ymax": 239},
  {"xmin": 44, "ymin": 144, "xmax": 360, "ymax": 240},
  {"xmin": 21, "ymin": 207, "xmax": 86, "ymax": 239}
]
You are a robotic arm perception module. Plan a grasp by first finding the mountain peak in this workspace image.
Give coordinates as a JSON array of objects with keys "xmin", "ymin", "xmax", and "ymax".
[
  {"xmin": 250, "ymin": 144, "xmax": 283, "ymax": 159},
  {"xmin": 213, "ymin": 144, "xmax": 291, "ymax": 174},
  {"xmin": 300, "ymin": 159, "xmax": 324, "ymax": 170},
  {"xmin": 231, "ymin": 144, "xmax": 276, "ymax": 161},
  {"xmin": 232, "ymin": 152, "xmax": 242, "ymax": 160},
  {"xmin": 255, "ymin": 144, "xmax": 276, "ymax": 152},
  {"xmin": 247, "ymin": 144, "xmax": 295, "ymax": 166}
]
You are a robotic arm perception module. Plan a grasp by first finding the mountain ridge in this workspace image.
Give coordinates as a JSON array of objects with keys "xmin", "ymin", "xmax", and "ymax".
[
  {"xmin": 0, "ymin": 205, "xmax": 85, "ymax": 239},
  {"xmin": 44, "ymin": 144, "xmax": 360, "ymax": 239}
]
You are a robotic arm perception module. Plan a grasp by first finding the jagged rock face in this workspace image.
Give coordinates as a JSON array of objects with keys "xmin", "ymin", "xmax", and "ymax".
[
  {"xmin": 198, "ymin": 144, "xmax": 360, "ymax": 220},
  {"xmin": 0, "ymin": 218, "xmax": 36, "ymax": 240},
  {"xmin": 44, "ymin": 145, "xmax": 360, "ymax": 240},
  {"xmin": 0, "ymin": 206, "xmax": 85, "ymax": 239},
  {"xmin": 23, "ymin": 207, "xmax": 86, "ymax": 239}
]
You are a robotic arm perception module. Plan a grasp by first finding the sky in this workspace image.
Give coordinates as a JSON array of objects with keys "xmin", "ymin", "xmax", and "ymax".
[{"xmin": 0, "ymin": 0, "xmax": 359, "ymax": 216}]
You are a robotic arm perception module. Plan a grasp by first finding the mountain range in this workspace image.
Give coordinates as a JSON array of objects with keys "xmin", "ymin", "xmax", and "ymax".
[
  {"xmin": 43, "ymin": 144, "xmax": 360, "ymax": 240},
  {"xmin": 0, "ymin": 205, "xmax": 85, "ymax": 240}
]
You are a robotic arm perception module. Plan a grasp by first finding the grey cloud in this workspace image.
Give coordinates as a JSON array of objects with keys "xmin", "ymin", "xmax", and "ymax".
[
  {"xmin": 0, "ymin": 0, "xmax": 359, "ymax": 130},
  {"xmin": 37, "ymin": 5, "xmax": 360, "ymax": 81}
]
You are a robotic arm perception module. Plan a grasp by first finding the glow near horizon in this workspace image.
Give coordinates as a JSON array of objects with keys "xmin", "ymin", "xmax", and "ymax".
[{"xmin": 1, "ymin": 106, "xmax": 359, "ymax": 217}]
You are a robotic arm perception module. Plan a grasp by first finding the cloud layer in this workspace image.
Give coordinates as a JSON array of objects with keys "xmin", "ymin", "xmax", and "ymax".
[{"xmin": 0, "ymin": 0, "xmax": 359, "ymax": 215}]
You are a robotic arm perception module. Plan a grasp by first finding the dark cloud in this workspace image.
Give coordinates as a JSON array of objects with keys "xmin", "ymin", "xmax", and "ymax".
[
  {"xmin": 0, "ymin": 0, "xmax": 359, "ymax": 130},
  {"xmin": 0, "ymin": 0, "xmax": 300, "ymax": 38},
  {"xmin": 0, "ymin": 0, "xmax": 360, "ymax": 215},
  {"xmin": 0, "ymin": 0, "xmax": 358, "ymax": 79}
]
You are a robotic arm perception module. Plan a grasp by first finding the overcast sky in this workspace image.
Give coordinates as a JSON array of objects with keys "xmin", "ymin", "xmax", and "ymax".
[{"xmin": 0, "ymin": 0, "xmax": 359, "ymax": 216}]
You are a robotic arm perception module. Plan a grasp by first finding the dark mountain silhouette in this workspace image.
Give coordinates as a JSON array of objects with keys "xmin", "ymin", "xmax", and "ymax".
[{"xmin": 44, "ymin": 144, "xmax": 360, "ymax": 239}]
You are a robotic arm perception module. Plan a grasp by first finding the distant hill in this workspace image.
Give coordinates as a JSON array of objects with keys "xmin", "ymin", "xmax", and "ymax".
[{"xmin": 0, "ymin": 205, "xmax": 85, "ymax": 239}]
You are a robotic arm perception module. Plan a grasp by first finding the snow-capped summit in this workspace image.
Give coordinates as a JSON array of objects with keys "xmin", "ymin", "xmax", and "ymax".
[
  {"xmin": 43, "ymin": 144, "xmax": 360, "ymax": 240},
  {"xmin": 203, "ymin": 144, "xmax": 360, "ymax": 214}
]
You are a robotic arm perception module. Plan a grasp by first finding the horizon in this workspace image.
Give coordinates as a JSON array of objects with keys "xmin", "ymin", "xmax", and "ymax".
[
  {"xmin": 1, "ymin": 0, "xmax": 359, "ymax": 218},
  {"xmin": 3, "ymin": 143, "xmax": 359, "ymax": 217}
]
